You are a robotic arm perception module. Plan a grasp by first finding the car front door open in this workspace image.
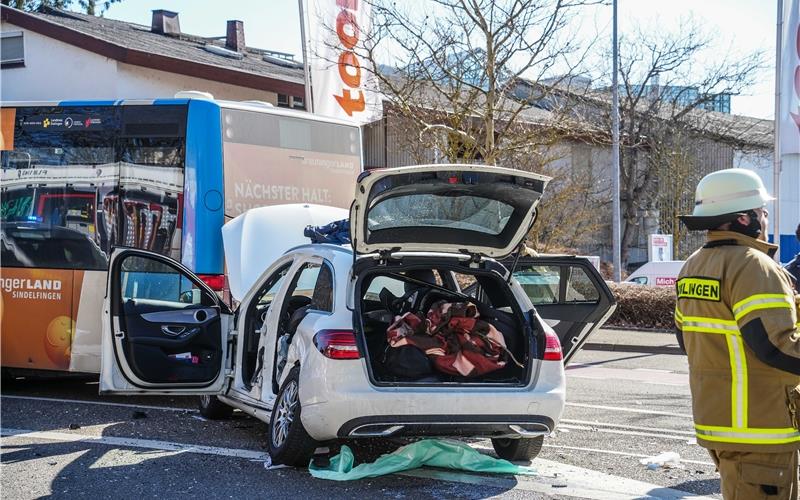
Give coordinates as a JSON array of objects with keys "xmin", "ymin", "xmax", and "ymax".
[{"xmin": 100, "ymin": 248, "xmax": 231, "ymax": 394}]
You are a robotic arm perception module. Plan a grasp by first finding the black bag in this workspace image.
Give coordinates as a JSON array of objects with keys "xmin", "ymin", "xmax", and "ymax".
[{"xmin": 383, "ymin": 345, "xmax": 434, "ymax": 379}]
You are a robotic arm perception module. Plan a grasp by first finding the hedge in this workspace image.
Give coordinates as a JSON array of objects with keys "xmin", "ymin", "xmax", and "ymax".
[{"xmin": 605, "ymin": 282, "xmax": 676, "ymax": 330}]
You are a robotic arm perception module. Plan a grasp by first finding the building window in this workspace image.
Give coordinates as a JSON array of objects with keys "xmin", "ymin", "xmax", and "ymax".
[
  {"xmin": 292, "ymin": 95, "xmax": 305, "ymax": 110},
  {"xmin": 277, "ymin": 94, "xmax": 290, "ymax": 108},
  {"xmin": 1, "ymin": 31, "xmax": 24, "ymax": 68}
]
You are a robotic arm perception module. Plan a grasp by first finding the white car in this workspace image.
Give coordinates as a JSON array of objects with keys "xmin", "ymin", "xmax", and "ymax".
[{"xmin": 100, "ymin": 164, "xmax": 614, "ymax": 466}]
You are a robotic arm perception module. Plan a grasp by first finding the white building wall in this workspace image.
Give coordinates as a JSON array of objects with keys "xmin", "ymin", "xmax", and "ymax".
[
  {"xmin": 735, "ymin": 149, "xmax": 800, "ymax": 259},
  {"xmin": 1, "ymin": 21, "xmax": 278, "ymax": 104}
]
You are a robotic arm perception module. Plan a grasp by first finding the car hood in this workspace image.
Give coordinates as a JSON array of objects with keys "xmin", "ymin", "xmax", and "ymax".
[
  {"xmin": 350, "ymin": 164, "xmax": 550, "ymax": 258},
  {"xmin": 222, "ymin": 204, "xmax": 349, "ymax": 301}
]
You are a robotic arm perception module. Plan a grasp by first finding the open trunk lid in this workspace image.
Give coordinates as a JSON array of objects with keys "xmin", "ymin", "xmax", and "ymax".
[{"xmin": 350, "ymin": 164, "xmax": 550, "ymax": 259}]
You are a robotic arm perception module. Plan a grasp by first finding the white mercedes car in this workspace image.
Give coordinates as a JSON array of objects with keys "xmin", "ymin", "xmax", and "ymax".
[{"xmin": 100, "ymin": 164, "xmax": 614, "ymax": 466}]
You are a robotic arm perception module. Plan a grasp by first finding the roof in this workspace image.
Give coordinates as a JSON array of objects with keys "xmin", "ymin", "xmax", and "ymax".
[
  {"xmin": 1, "ymin": 6, "xmax": 304, "ymax": 96},
  {"xmin": 513, "ymin": 77, "xmax": 774, "ymax": 149}
]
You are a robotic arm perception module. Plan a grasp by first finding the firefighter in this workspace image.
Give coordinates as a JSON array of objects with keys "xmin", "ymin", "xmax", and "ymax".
[{"xmin": 676, "ymin": 168, "xmax": 800, "ymax": 499}]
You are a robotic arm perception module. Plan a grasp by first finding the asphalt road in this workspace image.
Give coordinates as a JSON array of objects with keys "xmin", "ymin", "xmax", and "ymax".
[{"xmin": 0, "ymin": 331, "xmax": 719, "ymax": 500}]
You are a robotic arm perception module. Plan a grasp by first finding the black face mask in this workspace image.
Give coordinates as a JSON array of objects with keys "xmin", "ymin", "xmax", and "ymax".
[{"xmin": 729, "ymin": 210, "xmax": 762, "ymax": 239}]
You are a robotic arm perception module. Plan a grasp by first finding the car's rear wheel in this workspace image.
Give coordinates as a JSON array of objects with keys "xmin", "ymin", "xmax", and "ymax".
[
  {"xmin": 491, "ymin": 435, "xmax": 544, "ymax": 462},
  {"xmin": 198, "ymin": 395, "xmax": 233, "ymax": 420},
  {"xmin": 268, "ymin": 367, "xmax": 319, "ymax": 466}
]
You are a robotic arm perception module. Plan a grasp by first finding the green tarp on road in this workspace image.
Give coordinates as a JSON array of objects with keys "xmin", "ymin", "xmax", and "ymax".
[{"xmin": 308, "ymin": 439, "xmax": 537, "ymax": 481}]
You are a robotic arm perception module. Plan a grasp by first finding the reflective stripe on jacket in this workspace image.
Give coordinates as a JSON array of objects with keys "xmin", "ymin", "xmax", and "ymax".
[{"xmin": 675, "ymin": 230, "xmax": 800, "ymax": 453}]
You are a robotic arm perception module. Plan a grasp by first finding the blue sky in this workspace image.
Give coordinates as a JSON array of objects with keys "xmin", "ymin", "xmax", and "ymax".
[{"xmin": 104, "ymin": 0, "xmax": 777, "ymax": 119}]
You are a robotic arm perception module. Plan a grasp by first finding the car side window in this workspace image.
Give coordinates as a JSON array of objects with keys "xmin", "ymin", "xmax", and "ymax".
[
  {"xmin": 514, "ymin": 265, "xmax": 559, "ymax": 305},
  {"xmin": 310, "ymin": 263, "xmax": 334, "ymax": 312},
  {"xmin": 565, "ymin": 267, "xmax": 600, "ymax": 303},
  {"xmin": 256, "ymin": 264, "xmax": 292, "ymax": 307},
  {"xmin": 287, "ymin": 263, "xmax": 322, "ymax": 301},
  {"xmin": 364, "ymin": 275, "xmax": 406, "ymax": 301},
  {"xmin": 119, "ymin": 254, "xmax": 209, "ymax": 306},
  {"xmin": 630, "ymin": 276, "xmax": 648, "ymax": 285}
]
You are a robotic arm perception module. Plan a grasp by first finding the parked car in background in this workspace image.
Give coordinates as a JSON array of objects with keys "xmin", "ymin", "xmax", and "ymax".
[
  {"xmin": 625, "ymin": 261, "xmax": 685, "ymax": 287},
  {"xmin": 98, "ymin": 164, "xmax": 615, "ymax": 466}
]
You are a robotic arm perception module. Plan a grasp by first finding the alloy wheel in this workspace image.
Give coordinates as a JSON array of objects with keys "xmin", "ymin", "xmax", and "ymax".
[{"xmin": 272, "ymin": 379, "xmax": 298, "ymax": 448}]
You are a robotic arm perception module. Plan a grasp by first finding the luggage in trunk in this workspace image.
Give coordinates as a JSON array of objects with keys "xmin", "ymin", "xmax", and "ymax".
[{"xmin": 357, "ymin": 267, "xmax": 532, "ymax": 386}]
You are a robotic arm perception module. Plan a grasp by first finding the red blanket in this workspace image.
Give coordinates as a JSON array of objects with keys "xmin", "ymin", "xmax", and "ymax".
[{"xmin": 386, "ymin": 301, "xmax": 514, "ymax": 377}]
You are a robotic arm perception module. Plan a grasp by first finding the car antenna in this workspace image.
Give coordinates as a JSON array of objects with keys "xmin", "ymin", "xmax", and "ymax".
[{"xmin": 506, "ymin": 240, "xmax": 527, "ymax": 284}]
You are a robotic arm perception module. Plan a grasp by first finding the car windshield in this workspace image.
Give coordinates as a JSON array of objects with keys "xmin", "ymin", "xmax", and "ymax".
[{"xmin": 367, "ymin": 194, "xmax": 513, "ymax": 235}]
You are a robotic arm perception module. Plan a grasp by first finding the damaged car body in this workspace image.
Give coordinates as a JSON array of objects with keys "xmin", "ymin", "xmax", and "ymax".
[{"xmin": 99, "ymin": 164, "xmax": 615, "ymax": 466}]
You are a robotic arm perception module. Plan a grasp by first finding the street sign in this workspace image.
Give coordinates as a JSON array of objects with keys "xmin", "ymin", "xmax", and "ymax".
[{"xmin": 648, "ymin": 234, "xmax": 673, "ymax": 262}]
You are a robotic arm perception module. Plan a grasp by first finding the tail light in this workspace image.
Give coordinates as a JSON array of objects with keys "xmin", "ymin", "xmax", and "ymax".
[
  {"xmin": 542, "ymin": 324, "xmax": 563, "ymax": 361},
  {"xmin": 314, "ymin": 330, "xmax": 361, "ymax": 359},
  {"xmin": 198, "ymin": 274, "xmax": 225, "ymax": 291}
]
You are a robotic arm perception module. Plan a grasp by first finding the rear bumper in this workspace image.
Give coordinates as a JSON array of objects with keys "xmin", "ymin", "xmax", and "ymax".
[
  {"xmin": 298, "ymin": 358, "xmax": 565, "ymax": 441},
  {"xmin": 337, "ymin": 414, "xmax": 554, "ymax": 439}
]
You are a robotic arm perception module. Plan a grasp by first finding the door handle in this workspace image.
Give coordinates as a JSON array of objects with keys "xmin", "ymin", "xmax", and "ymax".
[{"xmin": 161, "ymin": 325, "xmax": 187, "ymax": 336}]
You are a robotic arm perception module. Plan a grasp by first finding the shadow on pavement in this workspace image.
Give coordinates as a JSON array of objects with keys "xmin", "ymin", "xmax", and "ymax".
[{"xmin": 652, "ymin": 478, "xmax": 721, "ymax": 497}]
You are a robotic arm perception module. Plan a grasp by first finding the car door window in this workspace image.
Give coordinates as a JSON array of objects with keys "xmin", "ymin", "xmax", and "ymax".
[
  {"xmin": 288, "ymin": 264, "xmax": 321, "ymax": 300},
  {"xmin": 565, "ymin": 267, "xmax": 600, "ymax": 303},
  {"xmin": 310, "ymin": 263, "xmax": 334, "ymax": 312},
  {"xmin": 257, "ymin": 265, "xmax": 291, "ymax": 307},
  {"xmin": 514, "ymin": 265, "xmax": 560, "ymax": 305},
  {"xmin": 120, "ymin": 255, "xmax": 208, "ymax": 305}
]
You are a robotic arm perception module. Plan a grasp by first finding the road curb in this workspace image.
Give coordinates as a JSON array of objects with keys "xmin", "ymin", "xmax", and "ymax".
[{"xmin": 582, "ymin": 342, "xmax": 684, "ymax": 355}]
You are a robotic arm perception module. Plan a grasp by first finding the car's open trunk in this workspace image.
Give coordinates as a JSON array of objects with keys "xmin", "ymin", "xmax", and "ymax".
[{"xmin": 354, "ymin": 259, "xmax": 536, "ymax": 387}]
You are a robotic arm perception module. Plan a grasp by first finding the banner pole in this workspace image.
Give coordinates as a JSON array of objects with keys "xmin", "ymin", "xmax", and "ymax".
[
  {"xmin": 774, "ymin": 0, "xmax": 784, "ymax": 261},
  {"xmin": 298, "ymin": 0, "xmax": 314, "ymax": 114}
]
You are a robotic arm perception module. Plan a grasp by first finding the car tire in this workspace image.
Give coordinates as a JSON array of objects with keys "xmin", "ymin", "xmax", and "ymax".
[
  {"xmin": 491, "ymin": 435, "xmax": 544, "ymax": 462},
  {"xmin": 268, "ymin": 367, "xmax": 319, "ymax": 466},
  {"xmin": 198, "ymin": 395, "xmax": 233, "ymax": 420}
]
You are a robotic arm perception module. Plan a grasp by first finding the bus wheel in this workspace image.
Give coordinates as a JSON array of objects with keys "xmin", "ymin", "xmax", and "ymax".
[{"xmin": 198, "ymin": 395, "xmax": 233, "ymax": 419}]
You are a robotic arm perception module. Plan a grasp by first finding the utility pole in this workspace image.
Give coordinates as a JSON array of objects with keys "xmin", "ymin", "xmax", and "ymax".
[
  {"xmin": 612, "ymin": 0, "xmax": 622, "ymax": 281},
  {"xmin": 773, "ymin": 0, "xmax": 784, "ymax": 262},
  {"xmin": 298, "ymin": 0, "xmax": 314, "ymax": 114}
]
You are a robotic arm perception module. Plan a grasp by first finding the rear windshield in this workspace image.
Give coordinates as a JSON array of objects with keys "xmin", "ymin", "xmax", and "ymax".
[{"xmin": 368, "ymin": 194, "xmax": 513, "ymax": 235}]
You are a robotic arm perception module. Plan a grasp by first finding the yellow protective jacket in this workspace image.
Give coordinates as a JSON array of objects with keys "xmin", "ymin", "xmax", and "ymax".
[{"xmin": 675, "ymin": 230, "xmax": 800, "ymax": 452}]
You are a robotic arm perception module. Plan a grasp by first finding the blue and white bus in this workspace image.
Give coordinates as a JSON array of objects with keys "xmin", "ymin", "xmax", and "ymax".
[{"xmin": 0, "ymin": 96, "xmax": 362, "ymax": 373}]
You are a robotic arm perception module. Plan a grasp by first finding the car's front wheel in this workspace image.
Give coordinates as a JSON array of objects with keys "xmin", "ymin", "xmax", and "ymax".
[
  {"xmin": 268, "ymin": 367, "xmax": 319, "ymax": 466},
  {"xmin": 491, "ymin": 435, "xmax": 544, "ymax": 462},
  {"xmin": 198, "ymin": 395, "xmax": 233, "ymax": 419}
]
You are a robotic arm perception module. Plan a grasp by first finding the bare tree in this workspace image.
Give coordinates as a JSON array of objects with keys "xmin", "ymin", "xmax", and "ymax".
[
  {"xmin": 359, "ymin": 0, "xmax": 601, "ymax": 166},
  {"xmin": 610, "ymin": 20, "xmax": 764, "ymax": 266}
]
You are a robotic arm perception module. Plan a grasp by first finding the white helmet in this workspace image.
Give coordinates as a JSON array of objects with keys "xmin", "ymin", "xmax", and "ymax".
[{"xmin": 680, "ymin": 168, "xmax": 773, "ymax": 230}]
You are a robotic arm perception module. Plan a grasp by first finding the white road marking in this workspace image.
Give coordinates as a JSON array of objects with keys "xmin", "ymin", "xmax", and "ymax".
[
  {"xmin": 566, "ymin": 402, "xmax": 693, "ymax": 419},
  {"xmin": 471, "ymin": 443, "xmax": 715, "ymax": 468},
  {"xmin": 561, "ymin": 419, "xmax": 695, "ymax": 436},
  {"xmin": 1, "ymin": 395, "xmax": 197, "ymax": 413},
  {"xmin": 540, "ymin": 445, "xmax": 715, "ymax": 467},
  {"xmin": 558, "ymin": 424, "xmax": 696, "ymax": 442},
  {"xmin": 2, "ymin": 427, "xmax": 714, "ymax": 499},
  {"xmin": 402, "ymin": 458, "xmax": 716, "ymax": 499},
  {"xmin": 0, "ymin": 428, "xmax": 268, "ymax": 460}
]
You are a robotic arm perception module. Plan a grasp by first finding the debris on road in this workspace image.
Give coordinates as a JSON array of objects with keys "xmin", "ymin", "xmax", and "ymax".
[
  {"xmin": 262, "ymin": 455, "xmax": 288, "ymax": 471},
  {"xmin": 68, "ymin": 423, "xmax": 80, "ymax": 430},
  {"xmin": 131, "ymin": 411, "xmax": 147, "ymax": 419},
  {"xmin": 639, "ymin": 451, "xmax": 685, "ymax": 470}
]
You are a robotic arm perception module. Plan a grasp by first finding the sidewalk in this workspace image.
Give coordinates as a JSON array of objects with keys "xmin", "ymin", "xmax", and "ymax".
[{"xmin": 583, "ymin": 327, "xmax": 683, "ymax": 355}]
